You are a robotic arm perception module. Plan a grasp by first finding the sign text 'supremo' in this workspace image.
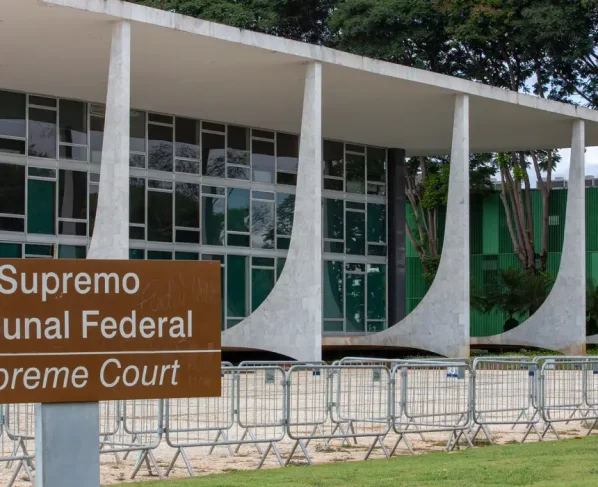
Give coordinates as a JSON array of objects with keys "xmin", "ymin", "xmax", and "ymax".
[{"xmin": 0, "ymin": 259, "xmax": 221, "ymax": 403}]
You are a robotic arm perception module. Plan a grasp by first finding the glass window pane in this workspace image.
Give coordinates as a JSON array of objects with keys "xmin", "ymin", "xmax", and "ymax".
[
  {"xmin": 59, "ymin": 145, "xmax": 87, "ymax": 162},
  {"xmin": 276, "ymin": 133, "xmax": 298, "ymax": 172},
  {"xmin": 277, "ymin": 237, "xmax": 290, "ymax": 250},
  {"xmin": 227, "ymin": 166, "xmax": 250, "ymax": 180},
  {"xmin": 202, "ymin": 132, "xmax": 225, "ymax": 177},
  {"xmin": 28, "ymin": 108, "xmax": 57, "ymax": 158},
  {"xmin": 203, "ymin": 121, "xmax": 225, "ymax": 132},
  {"xmin": 0, "ymin": 164, "xmax": 25, "ymax": 215},
  {"xmin": 175, "ymin": 251, "xmax": 199, "ymax": 260},
  {"xmin": 367, "ymin": 203, "xmax": 386, "ymax": 243},
  {"xmin": 367, "ymin": 147, "xmax": 386, "ymax": 183},
  {"xmin": 277, "ymin": 172, "xmax": 297, "ymax": 186},
  {"xmin": 227, "ymin": 233, "xmax": 250, "ymax": 247},
  {"xmin": 276, "ymin": 257, "xmax": 286, "ymax": 280},
  {"xmin": 148, "ymin": 190, "xmax": 173, "ymax": 242},
  {"xmin": 88, "ymin": 181, "xmax": 98, "ymax": 237},
  {"xmin": 227, "ymin": 255, "xmax": 248, "ymax": 318},
  {"xmin": 252, "ymin": 268, "xmax": 275, "ymax": 312},
  {"xmin": 25, "ymin": 244, "xmax": 53, "ymax": 257},
  {"xmin": 227, "ymin": 188, "xmax": 249, "ymax": 232},
  {"xmin": 324, "ymin": 261, "xmax": 344, "ymax": 320},
  {"xmin": 27, "ymin": 179, "xmax": 55, "ymax": 234},
  {"xmin": 176, "ymin": 229, "xmax": 200, "ymax": 243},
  {"xmin": 175, "ymin": 159, "xmax": 200, "ymax": 174},
  {"xmin": 30, "ymin": 96, "xmax": 56, "ymax": 108},
  {"xmin": 252, "ymin": 140, "xmax": 275, "ymax": 183},
  {"xmin": 0, "ymin": 242, "xmax": 22, "ymax": 258},
  {"xmin": 324, "ymin": 320, "xmax": 344, "ymax": 333},
  {"xmin": 58, "ymin": 245, "xmax": 86, "ymax": 259},
  {"xmin": 148, "ymin": 251, "xmax": 172, "ymax": 260},
  {"xmin": 346, "ymin": 153, "xmax": 365, "ymax": 194},
  {"xmin": 323, "ymin": 140, "xmax": 344, "ymax": 178},
  {"xmin": 129, "ymin": 177, "xmax": 145, "ymax": 224},
  {"xmin": 175, "ymin": 182, "xmax": 199, "ymax": 228},
  {"xmin": 202, "ymin": 196, "xmax": 224, "ymax": 246},
  {"xmin": 0, "ymin": 216, "xmax": 24, "ymax": 232},
  {"xmin": 129, "ymin": 249, "xmax": 144, "ymax": 260},
  {"xmin": 90, "ymin": 107, "xmax": 105, "ymax": 164},
  {"xmin": 148, "ymin": 124, "xmax": 173, "ymax": 171},
  {"xmin": 58, "ymin": 170, "xmax": 87, "ymax": 220},
  {"xmin": 59, "ymin": 221, "xmax": 86, "ymax": 236},
  {"xmin": 324, "ymin": 179, "xmax": 343, "ymax": 191},
  {"xmin": 130, "ymin": 110, "xmax": 146, "ymax": 153},
  {"xmin": 251, "ymin": 200, "xmax": 274, "ymax": 249},
  {"xmin": 276, "ymin": 193, "xmax": 295, "ymax": 237},
  {"xmin": 227, "ymin": 125, "xmax": 250, "ymax": 166},
  {"xmin": 346, "ymin": 273, "xmax": 365, "ymax": 332},
  {"xmin": 175, "ymin": 117, "xmax": 199, "ymax": 159},
  {"xmin": 59, "ymin": 100, "xmax": 87, "ymax": 145},
  {"xmin": 149, "ymin": 113, "xmax": 171, "ymax": 124},
  {"xmin": 346, "ymin": 210, "xmax": 365, "ymax": 255},
  {"xmin": 323, "ymin": 199, "xmax": 343, "ymax": 240},
  {"xmin": 0, "ymin": 139, "xmax": 25, "ymax": 155},
  {"xmin": 0, "ymin": 91, "xmax": 26, "ymax": 138},
  {"xmin": 253, "ymin": 129, "xmax": 274, "ymax": 139},
  {"xmin": 367, "ymin": 264, "xmax": 386, "ymax": 320}
]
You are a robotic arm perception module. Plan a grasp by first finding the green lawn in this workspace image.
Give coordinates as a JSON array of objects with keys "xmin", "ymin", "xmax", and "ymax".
[{"xmin": 118, "ymin": 435, "xmax": 598, "ymax": 487}]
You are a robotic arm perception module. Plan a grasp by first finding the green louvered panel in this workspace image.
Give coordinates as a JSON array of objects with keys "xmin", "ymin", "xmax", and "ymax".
[
  {"xmin": 587, "ymin": 188, "xmax": 598, "ymax": 252},
  {"xmin": 482, "ymin": 193, "xmax": 500, "ymax": 254},
  {"xmin": 548, "ymin": 190, "xmax": 567, "ymax": 252},
  {"xmin": 406, "ymin": 256, "xmax": 427, "ymax": 300},
  {"xmin": 470, "ymin": 195, "xmax": 484, "ymax": 255},
  {"xmin": 405, "ymin": 203, "xmax": 418, "ymax": 258}
]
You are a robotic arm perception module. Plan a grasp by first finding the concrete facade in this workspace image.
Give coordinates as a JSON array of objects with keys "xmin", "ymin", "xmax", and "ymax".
[
  {"xmin": 222, "ymin": 62, "xmax": 323, "ymax": 361},
  {"xmin": 325, "ymin": 95, "xmax": 470, "ymax": 357},
  {"xmin": 1, "ymin": 0, "xmax": 598, "ymax": 359},
  {"xmin": 471, "ymin": 120, "xmax": 586, "ymax": 354}
]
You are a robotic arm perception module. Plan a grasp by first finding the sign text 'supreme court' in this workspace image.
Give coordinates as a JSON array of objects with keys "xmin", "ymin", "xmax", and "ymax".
[{"xmin": 0, "ymin": 259, "xmax": 221, "ymax": 403}]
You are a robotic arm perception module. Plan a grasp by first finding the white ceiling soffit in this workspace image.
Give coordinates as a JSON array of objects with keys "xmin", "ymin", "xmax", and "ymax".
[{"xmin": 0, "ymin": 0, "xmax": 595, "ymax": 155}]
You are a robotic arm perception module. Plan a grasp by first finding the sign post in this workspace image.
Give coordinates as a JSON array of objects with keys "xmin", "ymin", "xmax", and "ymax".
[{"xmin": 0, "ymin": 259, "xmax": 221, "ymax": 486}]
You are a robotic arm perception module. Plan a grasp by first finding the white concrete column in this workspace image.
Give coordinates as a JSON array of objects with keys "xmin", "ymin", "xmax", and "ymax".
[
  {"xmin": 35, "ymin": 21, "xmax": 131, "ymax": 487},
  {"xmin": 222, "ymin": 61, "xmax": 322, "ymax": 361},
  {"xmin": 472, "ymin": 120, "xmax": 586, "ymax": 354},
  {"xmin": 88, "ymin": 20, "xmax": 131, "ymax": 259}
]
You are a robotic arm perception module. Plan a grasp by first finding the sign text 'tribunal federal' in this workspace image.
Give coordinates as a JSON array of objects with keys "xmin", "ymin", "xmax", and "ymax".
[{"xmin": 0, "ymin": 259, "xmax": 221, "ymax": 403}]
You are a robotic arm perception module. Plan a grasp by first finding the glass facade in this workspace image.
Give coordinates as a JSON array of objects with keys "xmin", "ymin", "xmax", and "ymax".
[
  {"xmin": 322, "ymin": 140, "xmax": 388, "ymax": 333},
  {"xmin": 0, "ymin": 88, "xmax": 388, "ymax": 334}
]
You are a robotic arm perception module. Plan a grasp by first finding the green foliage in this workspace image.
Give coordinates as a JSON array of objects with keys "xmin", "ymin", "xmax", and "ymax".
[
  {"xmin": 483, "ymin": 267, "xmax": 555, "ymax": 321},
  {"xmin": 422, "ymin": 254, "xmax": 440, "ymax": 285},
  {"xmin": 128, "ymin": 0, "xmax": 336, "ymax": 43}
]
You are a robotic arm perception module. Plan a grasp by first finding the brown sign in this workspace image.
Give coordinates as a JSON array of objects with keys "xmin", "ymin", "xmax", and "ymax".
[{"xmin": 0, "ymin": 259, "xmax": 221, "ymax": 403}]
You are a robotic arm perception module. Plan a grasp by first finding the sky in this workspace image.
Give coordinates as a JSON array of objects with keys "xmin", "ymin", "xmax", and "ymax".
[{"xmin": 535, "ymin": 146, "xmax": 598, "ymax": 188}]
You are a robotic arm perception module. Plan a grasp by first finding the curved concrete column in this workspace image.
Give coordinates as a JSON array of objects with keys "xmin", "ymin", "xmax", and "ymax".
[
  {"xmin": 471, "ymin": 120, "xmax": 586, "ymax": 355},
  {"xmin": 222, "ymin": 62, "xmax": 322, "ymax": 361},
  {"xmin": 87, "ymin": 20, "xmax": 130, "ymax": 260},
  {"xmin": 327, "ymin": 94, "xmax": 470, "ymax": 357}
]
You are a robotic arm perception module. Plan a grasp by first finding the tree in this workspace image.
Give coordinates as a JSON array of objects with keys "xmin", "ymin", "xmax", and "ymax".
[
  {"xmin": 436, "ymin": 0, "xmax": 597, "ymax": 273},
  {"xmin": 483, "ymin": 267, "xmax": 554, "ymax": 331},
  {"xmin": 406, "ymin": 153, "xmax": 495, "ymax": 283},
  {"xmin": 129, "ymin": 0, "xmax": 337, "ymax": 44}
]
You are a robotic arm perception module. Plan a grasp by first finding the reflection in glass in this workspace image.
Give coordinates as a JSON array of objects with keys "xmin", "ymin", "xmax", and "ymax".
[
  {"xmin": 148, "ymin": 124, "xmax": 173, "ymax": 171},
  {"xmin": 130, "ymin": 110, "xmax": 146, "ymax": 153},
  {"xmin": 202, "ymin": 195, "xmax": 224, "ymax": 246},
  {"xmin": 324, "ymin": 261, "xmax": 344, "ymax": 319},
  {"xmin": 323, "ymin": 140, "xmax": 344, "ymax": 177},
  {"xmin": 276, "ymin": 133, "xmax": 298, "ymax": 172},
  {"xmin": 129, "ymin": 178, "xmax": 145, "ymax": 224},
  {"xmin": 367, "ymin": 264, "xmax": 386, "ymax": 320},
  {"xmin": 252, "ymin": 268, "xmax": 275, "ymax": 311},
  {"xmin": 346, "ymin": 153, "xmax": 365, "ymax": 194},
  {"xmin": 0, "ymin": 164, "xmax": 25, "ymax": 215},
  {"xmin": 367, "ymin": 203, "xmax": 386, "ymax": 243},
  {"xmin": 276, "ymin": 193, "xmax": 295, "ymax": 237},
  {"xmin": 59, "ymin": 100, "xmax": 87, "ymax": 145},
  {"xmin": 346, "ymin": 210, "xmax": 365, "ymax": 255},
  {"xmin": 90, "ymin": 105, "xmax": 105, "ymax": 163},
  {"xmin": 148, "ymin": 190, "xmax": 173, "ymax": 242},
  {"xmin": 227, "ymin": 255, "xmax": 248, "ymax": 319},
  {"xmin": 0, "ymin": 91, "xmax": 26, "ymax": 138},
  {"xmin": 227, "ymin": 125, "xmax": 250, "ymax": 166},
  {"xmin": 175, "ymin": 182, "xmax": 200, "ymax": 243},
  {"xmin": 58, "ymin": 245, "xmax": 86, "ymax": 259},
  {"xmin": 251, "ymin": 200, "xmax": 274, "ymax": 249},
  {"xmin": 175, "ymin": 117, "xmax": 199, "ymax": 159},
  {"xmin": 367, "ymin": 147, "xmax": 386, "ymax": 183},
  {"xmin": 58, "ymin": 170, "xmax": 87, "ymax": 235},
  {"xmin": 346, "ymin": 273, "xmax": 365, "ymax": 332},
  {"xmin": 27, "ymin": 179, "xmax": 55, "ymax": 234},
  {"xmin": 202, "ymin": 132, "xmax": 225, "ymax": 177},
  {"xmin": 323, "ymin": 199, "xmax": 343, "ymax": 240},
  {"xmin": 28, "ymin": 108, "xmax": 57, "ymax": 158},
  {"xmin": 252, "ymin": 139, "xmax": 275, "ymax": 183},
  {"xmin": 227, "ymin": 188, "xmax": 249, "ymax": 232}
]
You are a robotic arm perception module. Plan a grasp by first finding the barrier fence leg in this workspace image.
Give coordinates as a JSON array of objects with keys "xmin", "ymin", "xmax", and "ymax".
[
  {"xmin": 364, "ymin": 435, "xmax": 389, "ymax": 460},
  {"xmin": 165, "ymin": 447, "xmax": 195, "ymax": 477},
  {"xmin": 7, "ymin": 457, "xmax": 34, "ymax": 487}
]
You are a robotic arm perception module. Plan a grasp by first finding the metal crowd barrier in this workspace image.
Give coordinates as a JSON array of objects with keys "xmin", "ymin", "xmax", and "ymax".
[{"xmin": 2, "ymin": 357, "xmax": 598, "ymax": 485}]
